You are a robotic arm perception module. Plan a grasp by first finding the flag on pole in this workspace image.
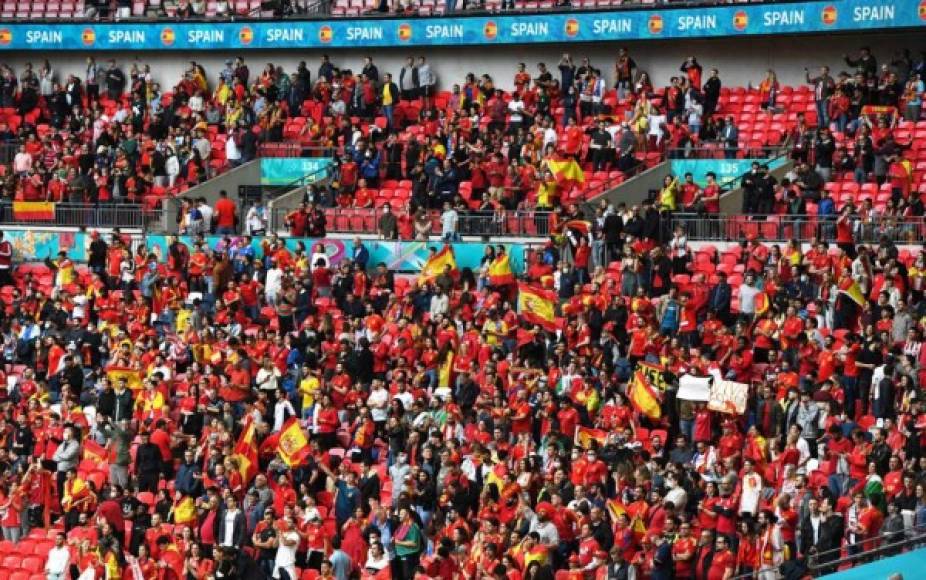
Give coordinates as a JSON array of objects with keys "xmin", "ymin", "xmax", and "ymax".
[
  {"xmin": 277, "ymin": 418, "xmax": 310, "ymax": 467},
  {"xmin": 838, "ymin": 277, "xmax": 866, "ymax": 306},
  {"xmin": 517, "ymin": 282, "xmax": 559, "ymax": 332},
  {"xmin": 417, "ymin": 245, "xmax": 458, "ymax": 285},
  {"xmin": 575, "ymin": 426, "xmax": 608, "ymax": 449},
  {"xmin": 487, "ymin": 252, "xmax": 515, "ymax": 286},
  {"xmin": 12, "ymin": 201, "xmax": 55, "ymax": 220},
  {"xmin": 231, "ymin": 415, "xmax": 260, "ymax": 483}
]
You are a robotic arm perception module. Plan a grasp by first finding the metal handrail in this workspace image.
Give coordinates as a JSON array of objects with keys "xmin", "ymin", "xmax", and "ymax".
[
  {"xmin": 670, "ymin": 212, "xmax": 926, "ymax": 244},
  {"xmin": 730, "ymin": 523, "xmax": 926, "ymax": 580}
]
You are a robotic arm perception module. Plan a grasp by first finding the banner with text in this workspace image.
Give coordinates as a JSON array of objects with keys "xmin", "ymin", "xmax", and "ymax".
[{"xmin": 0, "ymin": 1, "xmax": 921, "ymax": 51}]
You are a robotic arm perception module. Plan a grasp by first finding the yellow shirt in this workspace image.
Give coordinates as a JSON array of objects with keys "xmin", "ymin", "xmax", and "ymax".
[
  {"xmin": 481, "ymin": 319, "xmax": 507, "ymax": 346},
  {"xmin": 382, "ymin": 85, "xmax": 393, "ymax": 106},
  {"xmin": 659, "ymin": 179, "xmax": 679, "ymax": 211},
  {"xmin": 300, "ymin": 375, "xmax": 321, "ymax": 410}
]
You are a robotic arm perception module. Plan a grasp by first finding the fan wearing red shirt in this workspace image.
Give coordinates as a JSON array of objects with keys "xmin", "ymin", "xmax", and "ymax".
[
  {"xmin": 213, "ymin": 190, "xmax": 237, "ymax": 233},
  {"xmin": 707, "ymin": 536, "xmax": 736, "ymax": 580}
]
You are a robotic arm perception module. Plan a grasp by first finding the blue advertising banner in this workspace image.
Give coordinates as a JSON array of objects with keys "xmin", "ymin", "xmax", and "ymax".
[
  {"xmin": 5, "ymin": 229, "xmax": 87, "ymax": 262},
  {"xmin": 260, "ymin": 157, "xmax": 333, "ymax": 186},
  {"xmin": 0, "ymin": 0, "xmax": 921, "ymax": 51},
  {"xmin": 670, "ymin": 157, "xmax": 787, "ymax": 188},
  {"xmin": 142, "ymin": 235, "xmax": 525, "ymax": 273}
]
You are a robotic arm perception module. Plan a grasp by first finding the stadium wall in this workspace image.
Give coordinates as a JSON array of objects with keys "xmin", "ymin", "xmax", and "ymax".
[{"xmin": 0, "ymin": 31, "xmax": 921, "ymax": 94}]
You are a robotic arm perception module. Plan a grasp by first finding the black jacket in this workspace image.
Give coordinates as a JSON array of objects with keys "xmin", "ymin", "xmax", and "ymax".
[{"xmin": 215, "ymin": 508, "xmax": 248, "ymax": 548}]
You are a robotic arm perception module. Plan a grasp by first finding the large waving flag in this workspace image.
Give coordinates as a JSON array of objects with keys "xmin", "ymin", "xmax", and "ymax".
[
  {"xmin": 417, "ymin": 245, "xmax": 458, "ymax": 286},
  {"xmin": 231, "ymin": 415, "xmax": 260, "ymax": 483},
  {"xmin": 517, "ymin": 282, "xmax": 559, "ymax": 332},
  {"xmin": 277, "ymin": 418, "xmax": 310, "ymax": 467},
  {"xmin": 575, "ymin": 426, "xmax": 607, "ymax": 449},
  {"xmin": 106, "ymin": 365, "xmax": 144, "ymax": 390},
  {"xmin": 82, "ymin": 439, "xmax": 108, "ymax": 464},
  {"xmin": 13, "ymin": 201, "xmax": 55, "ymax": 221},
  {"xmin": 628, "ymin": 365, "xmax": 664, "ymax": 419},
  {"xmin": 838, "ymin": 277, "xmax": 866, "ymax": 306},
  {"xmin": 488, "ymin": 252, "xmax": 515, "ymax": 286},
  {"xmin": 546, "ymin": 158, "xmax": 585, "ymax": 191}
]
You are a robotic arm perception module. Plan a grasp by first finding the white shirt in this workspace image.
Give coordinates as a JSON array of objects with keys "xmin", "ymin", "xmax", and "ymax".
[
  {"xmin": 274, "ymin": 529, "xmax": 299, "ymax": 572},
  {"xmin": 393, "ymin": 390, "xmax": 414, "ymax": 410},
  {"xmin": 273, "ymin": 399, "xmax": 295, "ymax": 433},
  {"xmin": 226, "ymin": 135, "xmax": 241, "ymax": 161},
  {"xmin": 368, "ymin": 387, "xmax": 389, "ymax": 422},
  {"xmin": 246, "ymin": 206, "xmax": 266, "ymax": 234},
  {"xmin": 739, "ymin": 284, "xmax": 760, "ymax": 314},
  {"xmin": 222, "ymin": 510, "xmax": 238, "ymax": 546},
  {"xmin": 508, "ymin": 99, "xmax": 524, "ymax": 122},
  {"xmin": 46, "ymin": 545, "xmax": 71, "ymax": 574},
  {"xmin": 198, "ymin": 204, "xmax": 214, "ymax": 226},
  {"xmin": 739, "ymin": 472, "xmax": 762, "ymax": 514},
  {"xmin": 256, "ymin": 367, "xmax": 280, "ymax": 392},
  {"xmin": 265, "ymin": 267, "xmax": 283, "ymax": 297}
]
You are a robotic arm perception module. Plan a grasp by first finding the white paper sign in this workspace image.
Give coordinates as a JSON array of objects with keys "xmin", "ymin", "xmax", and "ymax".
[{"xmin": 678, "ymin": 375, "xmax": 711, "ymax": 402}]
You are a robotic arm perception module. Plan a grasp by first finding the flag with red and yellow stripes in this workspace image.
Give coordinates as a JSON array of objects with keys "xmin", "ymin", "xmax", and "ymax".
[
  {"xmin": 517, "ymin": 282, "xmax": 559, "ymax": 332},
  {"xmin": 13, "ymin": 201, "xmax": 55, "ymax": 220}
]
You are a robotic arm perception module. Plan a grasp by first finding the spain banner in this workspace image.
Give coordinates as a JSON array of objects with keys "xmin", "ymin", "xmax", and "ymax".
[
  {"xmin": 277, "ymin": 418, "xmax": 310, "ymax": 467},
  {"xmin": 628, "ymin": 366, "xmax": 663, "ymax": 420},
  {"xmin": 82, "ymin": 439, "xmax": 107, "ymax": 464},
  {"xmin": 838, "ymin": 276, "xmax": 866, "ymax": 306},
  {"xmin": 575, "ymin": 426, "xmax": 607, "ymax": 449},
  {"xmin": 12, "ymin": 201, "xmax": 55, "ymax": 220},
  {"xmin": 417, "ymin": 245, "xmax": 458, "ymax": 286},
  {"xmin": 517, "ymin": 282, "xmax": 559, "ymax": 332},
  {"xmin": 106, "ymin": 365, "xmax": 144, "ymax": 390},
  {"xmin": 487, "ymin": 252, "xmax": 515, "ymax": 286},
  {"xmin": 606, "ymin": 499, "xmax": 628, "ymax": 522},
  {"xmin": 636, "ymin": 362, "xmax": 671, "ymax": 392},
  {"xmin": 546, "ymin": 158, "xmax": 585, "ymax": 191},
  {"xmin": 231, "ymin": 415, "xmax": 259, "ymax": 483}
]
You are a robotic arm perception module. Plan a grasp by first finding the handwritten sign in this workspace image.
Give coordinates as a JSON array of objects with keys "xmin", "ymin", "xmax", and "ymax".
[{"xmin": 708, "ymin": 379, "xmax": 748, "ymax": 415}]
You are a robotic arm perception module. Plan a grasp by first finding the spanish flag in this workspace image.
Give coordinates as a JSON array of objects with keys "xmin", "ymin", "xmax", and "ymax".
[
  {"xmin": 488, "ymin": 252, "xmax": 515, "ymax": 286},
  {"xmin": 575, "ymin": 426, "xmax": 607, "ymax": 449},
  {"xmin": 561, "ymin": 219, "xmax": 592, "ymax": 236},
  {"xmin": 63, "ymin": 476, "xmax": 89, "ymax": 511},
  {"xmin": 417, "ymin": 245, "xmax": 458, "ymax": 286},
  {"xmin": 106, "ymin": 365, "xmax": 144, "ymax": 390},
  {"xmin": 754, "ymin": 291, "xmax": 770, "ymax": 316},
  {"xmin": 173, "ymin": 495, "xmax": 197, "ymax": 526},
  {"xmin": 546, "ymin": 158, "xmax": 585, "ymax": 191},
  {"xmin": 438, "ymin": 351, "xmax": 454, "ymax": 390},
  {"xmin": 12, "ymin": 201, "xmax": 55, "ymax": 220},
  {"xmin": 82, "ymin": 439, "xmax": 107, "ymax": 464},
  {"xmin": 517, "ymin": 282, "xmax": 559, "ymax": 332},
  {"xmin": 838, "ymin": 277, "xmax": 866, "ymax": 306},
  {"xmin": 231, "ymin": 415, "xmax": 260, "ymax": 483},
  {"xmin": 607, "ymin": 499, "xmax": 628, "ymax": 522},
  {"xmin": 628, "ymin": 368, "xmax": 662, "ymax": 419},
  {"xmin": 277, "ymin": 418, "xmax": 310, "ymax": 467}
]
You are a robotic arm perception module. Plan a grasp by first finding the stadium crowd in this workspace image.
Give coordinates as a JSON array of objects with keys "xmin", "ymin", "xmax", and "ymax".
[{"xmin": 0, "ymin": 43, "xmax": 924, "ymax": 580}]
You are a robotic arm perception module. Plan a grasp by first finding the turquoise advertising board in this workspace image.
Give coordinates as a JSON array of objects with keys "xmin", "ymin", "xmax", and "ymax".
[
  {"xmin": 670, "ymin": 157, "xmax": 788, "ymax": 188},
  {"xmin": 0, "ymin": 0, "xmax": 922, "ymax": 50},
  {"xmin": 2, "ymin": 229, "xmax": 525, "ymax": 273},
  {"xmin": 260, "ymin": 157, "xmax": 333, "ymax": 187}
]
